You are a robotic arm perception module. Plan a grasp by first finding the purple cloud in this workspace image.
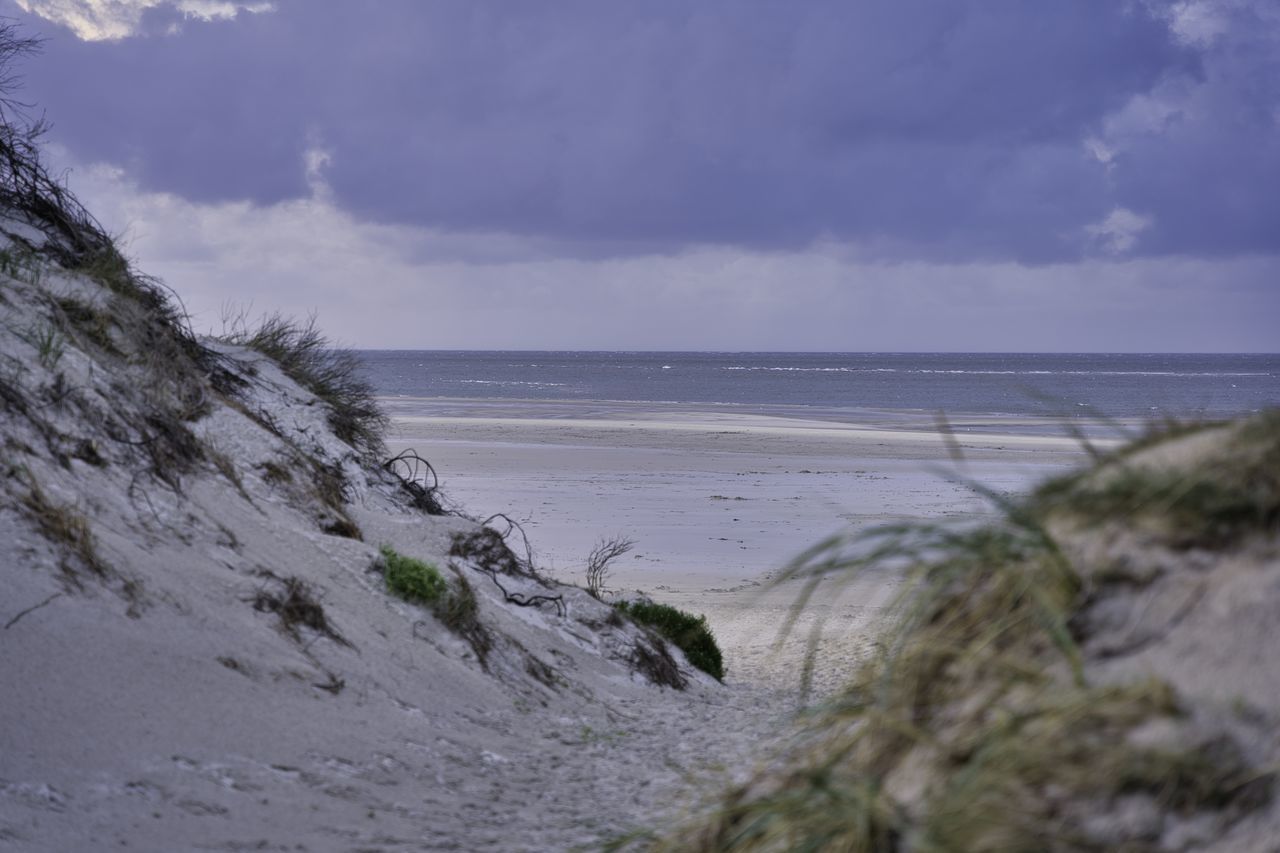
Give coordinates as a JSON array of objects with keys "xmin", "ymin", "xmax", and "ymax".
[{"xmin": 12, "ymin": 0, "xmax": 1276, "ymax": 261}]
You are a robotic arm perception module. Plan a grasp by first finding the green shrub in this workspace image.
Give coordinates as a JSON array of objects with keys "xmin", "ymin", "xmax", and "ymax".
[
  {"xmin": 381, "ymin": 545, "xmax": 446, "ymax": 604},
  {"xmin": 615, "ymin": 600, "xmax": 724, "ymax": 681}
]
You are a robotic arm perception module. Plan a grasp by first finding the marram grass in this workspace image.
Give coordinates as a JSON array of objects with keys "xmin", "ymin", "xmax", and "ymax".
[{"xmin": 637, "ymin": 412, "xmax": 1278, "ymax": 852}]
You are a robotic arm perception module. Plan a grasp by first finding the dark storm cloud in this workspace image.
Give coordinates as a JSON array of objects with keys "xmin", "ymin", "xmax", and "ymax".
[{"xmin": 13, "ymin": 0, "xmax": 1275, "ymax": 260}]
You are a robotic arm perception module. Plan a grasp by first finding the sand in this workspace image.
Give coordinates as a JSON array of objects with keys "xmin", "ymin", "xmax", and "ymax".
[
  {"xmin": 3, "ymin": 186, "xmax": 1267, "ymax": 850},
  {"xmin": 383, "ymin": 397, "xmax": 1098, "ymax": 690},
  {"xmin": 0, "ymin": 235, "xmax": 1103, "ymax": 852}
]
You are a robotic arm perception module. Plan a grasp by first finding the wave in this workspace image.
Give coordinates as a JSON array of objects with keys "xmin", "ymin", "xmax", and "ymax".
[
  {"xmin": 721, "ymin": 367, "xmax": 1271, "ymax": 378},
  {"xmin": 723, "ymin": 366, "xmax": 895, "ymax": 373},
  {"xmin": 449, "ymin": 379, "xmax": 569, "ymax": 387}
]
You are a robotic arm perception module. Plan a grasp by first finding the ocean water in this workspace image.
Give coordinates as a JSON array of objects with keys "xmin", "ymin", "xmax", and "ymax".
[{"xmin": 358, "ymin": 351, "xmax": 1280, "ymax": 420}]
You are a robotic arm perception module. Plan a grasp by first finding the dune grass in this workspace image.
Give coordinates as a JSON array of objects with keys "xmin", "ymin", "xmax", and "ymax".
[
  {"xmin": 217, "ymin": 312, "xmax": 387, "ymax": 460},
  {"xmin": 615, "ymin": 600, "xmax": 725, "ymax": 682},
  {"xmin": 646, "ymin": 413, "xmax": 1278, "ymax": 852},
  {"xmin": 1031, "ymin": 410, "xmax": 1280, "ymax": 549}
]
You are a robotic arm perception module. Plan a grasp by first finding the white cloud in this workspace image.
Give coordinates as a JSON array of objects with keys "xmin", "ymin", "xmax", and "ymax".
[
  {"xmin": 1086, "ymin": 207, "xmax": 1153, "ymax": 254},
  {"xmin": 302, "ymin": 145, "xmax": 333, "ymax": 202},
  {"xmin": 13, "ymin": 0, "xmax": 273, "ymax": 41},
  {"xmin": 1083, "ymin": 136, "xmax": 1116, "ymax": 167},
  {"xmin": 1164, "ymin": 0, "xmax": 1232, "ymax": 47}
]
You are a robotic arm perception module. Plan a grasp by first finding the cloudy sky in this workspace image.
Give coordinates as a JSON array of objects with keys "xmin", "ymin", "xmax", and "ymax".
[{"xmin": 6, "ymin": 0, "xmax": 1279, "ymax": 350}]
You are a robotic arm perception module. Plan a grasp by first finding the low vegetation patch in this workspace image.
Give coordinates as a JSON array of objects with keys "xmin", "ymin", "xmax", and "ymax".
[
  {"xmin": 217, "ymin": 311, "xmax": 387, "ymax": 460},
  {"xmin": 381, "ymin": 545, "xmax": 492, "ymax": 666},
  {"xmin": 13, "ymin": 467, "xmax": 146, "ymax": 615},
  {"xmin": 381, "ymin": 545, "xmax": 448, "ymax": 604},
  {"xmin": 19, "ymin": 470, "xmax": 109, "ymax": 581},
  {"xmin": 54, "ymin": 296, "xmax": 118, "ymax": 355},
  {"xmin": 628, "ymin": 634, "xmax": 687, "ymax": 690},
  {"xmin": 251, "ymin": 573, "xmax": 350, "ymax": 648},
  {"xmin": 303, "ymin": 455, "xmax": 361, "ymax": 539},
  {"xmin": 615, "ymin": 600, "xmax": 724, "ymax": 682},
  {"xmin": 133, "ymin": 410, "xmax": 207, "ymax": 492},
  {"xmin": 257, "ymin": 460, "xmax": 292, "ymax": 485},
  {"xmin": 436, "ymin": 566, "xmax": 490, "ymax": 663}
]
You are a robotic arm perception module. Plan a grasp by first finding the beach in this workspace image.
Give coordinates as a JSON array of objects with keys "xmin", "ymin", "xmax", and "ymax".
[
  {"xmin": 384, "ymin": 397, "xmax": 1100, "ymax": 689},
  {"xmin": 3, "ymin": 5, "xmax": 1275, "ymax": 841}
]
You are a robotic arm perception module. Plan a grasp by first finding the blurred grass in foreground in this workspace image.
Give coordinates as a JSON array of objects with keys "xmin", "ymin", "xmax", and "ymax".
[{"xmin": 627, "ymin": 411, "xmax": 1279, "ymax": 852}]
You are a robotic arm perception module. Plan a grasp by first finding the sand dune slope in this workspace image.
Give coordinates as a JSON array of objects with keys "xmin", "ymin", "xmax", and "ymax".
[{"xmin": 0, "ymin": 224, "xmax": 781, "ymax": 852}]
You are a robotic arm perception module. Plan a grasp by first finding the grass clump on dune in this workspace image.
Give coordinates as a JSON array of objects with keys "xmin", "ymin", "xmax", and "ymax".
[
  {"xmin": 1031, "ymin": 410, "xmax": 1280, "ymax": 549},
  {"xmin": 647, "ymin": 413, "xmax": 1278, "ymax": 852},
  {"xmin": 218, "ymin": 312, "xmax": 387, "ymax": 460},
  {"xmin": 381, "ymin": 545, "xmax": 491, "ymax": 666},
  {"xmin": 18, "ymin": 467, "xmax": 111, "ymax": 581},
  {"xmin": 381, "ymin": 545, "xmax": 447, "ymax": 604},
  {"xmin": 615, "ymin": 600, "xmax": 724, "ymax": 681}
]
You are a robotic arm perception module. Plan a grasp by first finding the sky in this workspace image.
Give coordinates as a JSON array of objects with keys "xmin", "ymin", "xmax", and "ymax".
[{"xmin": 4, "ymin": 0, "xmax": 1279, "ymax": 351}]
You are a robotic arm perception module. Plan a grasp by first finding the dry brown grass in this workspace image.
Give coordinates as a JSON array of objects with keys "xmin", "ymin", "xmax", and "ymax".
[{"xmin": 18, "ymin": 468, "xmax": 110, "ymax": 581}]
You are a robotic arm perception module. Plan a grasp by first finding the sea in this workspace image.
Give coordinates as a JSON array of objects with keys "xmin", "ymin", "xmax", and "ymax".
[{"xmin": 358, "ymin": 351, "xmax": 1280, "ymax": 421}]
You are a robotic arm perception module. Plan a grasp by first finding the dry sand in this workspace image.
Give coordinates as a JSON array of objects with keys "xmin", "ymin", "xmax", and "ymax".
[
  {"xmin": 384, "ymin": 397, "xmax": 1099, "ymax": 691},
  {"xmin": 0, "ymin": 235, "xmax": 1103, "ymax": 853}
]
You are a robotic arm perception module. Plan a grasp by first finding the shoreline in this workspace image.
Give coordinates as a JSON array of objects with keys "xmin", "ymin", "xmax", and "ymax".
[{"xmin": 379, "ymin": 394, "xmax": 1152, "ymax": 437}]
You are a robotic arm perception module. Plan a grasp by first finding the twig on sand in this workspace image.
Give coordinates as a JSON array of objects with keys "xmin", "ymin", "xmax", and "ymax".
[{"xmin": 4, "ymin": 591, "xmax": 61, "ymax": 630}]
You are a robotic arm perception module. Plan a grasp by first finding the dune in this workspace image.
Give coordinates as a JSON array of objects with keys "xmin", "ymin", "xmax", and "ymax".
[
  {"xmin": 0, "ymin": 215, "xmax": 792, "ymax": 851},
  {"xmin": 655, "ymin": 411, "xmax": 1280, "ymax": 851}
]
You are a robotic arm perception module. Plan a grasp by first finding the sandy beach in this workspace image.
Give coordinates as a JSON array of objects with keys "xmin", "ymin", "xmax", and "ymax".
[
  {"xmin": 384, "ymin": 397, "xmax": 1100, "ymax": 689},
  {"xmin": 4, "ymin": 5, "xmax": 1275, "ymax": 841},
  {"xmin": 4, "ymin": 227, "xmax": 1271, "ymax": 849},
  {"xmin": 0, "ymin": 228, "xmax": 1139, "ymax": 851}
]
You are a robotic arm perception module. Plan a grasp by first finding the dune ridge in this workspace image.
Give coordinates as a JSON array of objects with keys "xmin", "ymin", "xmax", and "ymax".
[{"xmin": 0, "ymin": 216, "xmax": 785, "ymax": 851}]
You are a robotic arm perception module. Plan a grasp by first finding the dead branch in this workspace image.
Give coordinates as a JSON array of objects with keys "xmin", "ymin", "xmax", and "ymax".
[
  {"xmin": 383, "ymin": 449, "xmax": 445, "ymax": 515},
  {"xmin": 585, "ymin": 535, "xmax": 635, "ymax": 600},
  {"xmin": 481, "ymin": 513, "xmax": 537, "ymax": 574},
  {"xmin": 449, "ymin": 529, "xmax": 565, "ymax": 617}
]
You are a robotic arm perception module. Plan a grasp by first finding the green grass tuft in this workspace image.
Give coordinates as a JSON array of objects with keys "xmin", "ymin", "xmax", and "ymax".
[
  {"xmin": 381, "ymin": 545, "xmax": 447, "ymax": 604},
  {"xmin": 615, "ymin": 600, "xmax": 724, "ymax": 681},
  {"xmin": 22, "ymin": 320, "xmax": 64, "ymax": 369}
]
